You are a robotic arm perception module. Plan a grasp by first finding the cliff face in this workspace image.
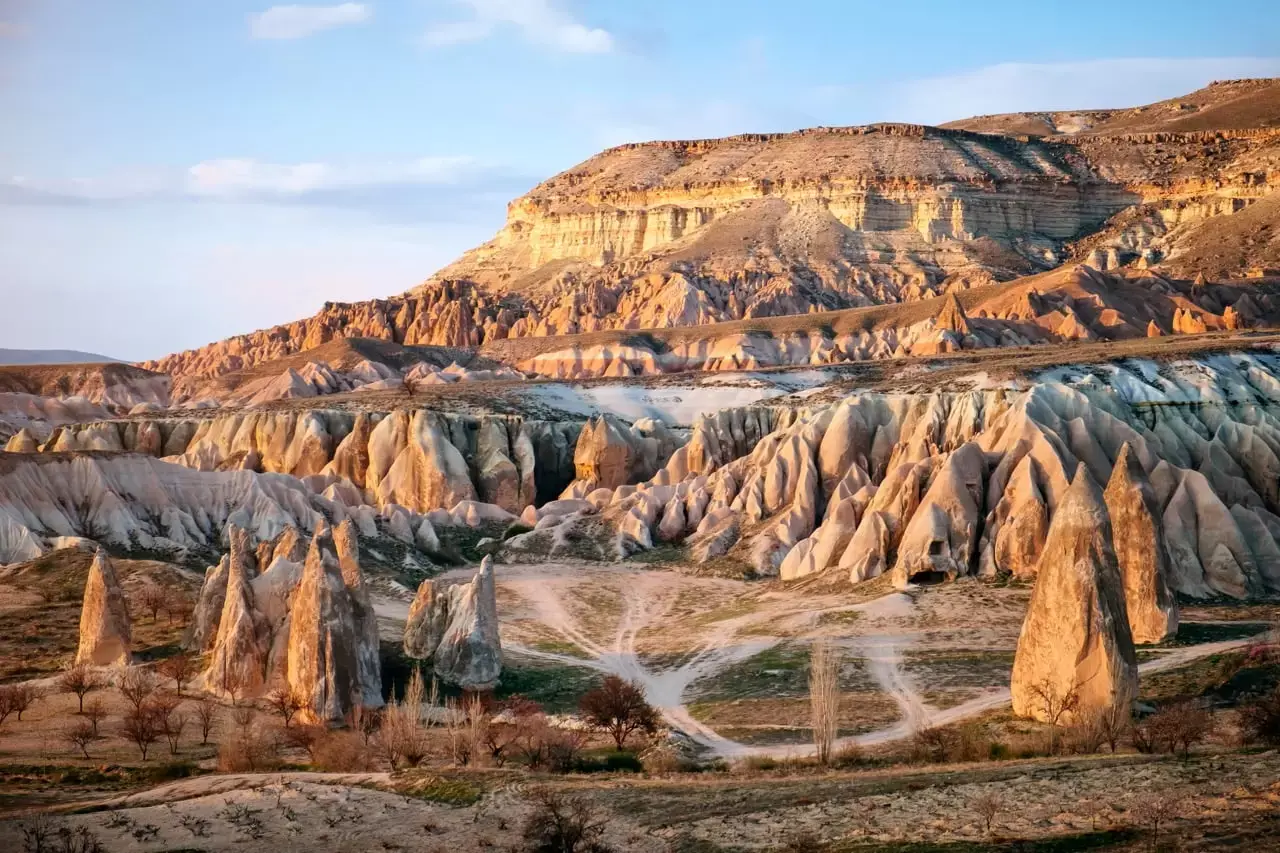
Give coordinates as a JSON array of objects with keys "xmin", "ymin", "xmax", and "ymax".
[{"xmin": 140, "ymin": 84, "xmax": 1280, "ymax": 383}]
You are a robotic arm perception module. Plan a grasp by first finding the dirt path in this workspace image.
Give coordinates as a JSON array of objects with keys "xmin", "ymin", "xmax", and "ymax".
[{"xmin": 376, "ymin": 564, "xmax": 1266, "ymax": 760}]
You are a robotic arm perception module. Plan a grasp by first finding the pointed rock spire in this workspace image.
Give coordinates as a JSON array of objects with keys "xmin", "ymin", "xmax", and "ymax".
[
  {"xmin": 934, "ymin": 292, "xmax": 970, "ymax": 335},
  {"xmin": 287, "ymin": 524, "xmax": 360, "ymax": 722},
  {"xmin": 205, "ymin": 525, "xmax": 266, "ymax": 698},
  {"xmin": 1011, "ymin": 465, "xmax": 1138, "ymax": 723},
  {"xmin": 76, "ymin": 550, "xmax": 132, "ymax": 667},
  {"xmin": 1104, "ymin": 443, "xmax": 1178, "ymax": 644},
  {"xmin": 333, "ymin": 518, "xmax": 383, "ymax": 708}
]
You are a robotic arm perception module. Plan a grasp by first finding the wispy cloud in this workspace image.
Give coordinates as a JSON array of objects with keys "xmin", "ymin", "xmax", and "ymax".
[
  {"xmin": 249, "ymin": 3, "xmax": 371, "ymax": 40},
  {"xmin": 811, "ymin": 57, "xmax": 1280, "ymax": 126},
  {"xmin": 0, "ymin": 156, "xmax": 532, "ymax": 224},
  {"xmin": 424, "ymin": 0, "xmax": 613, "ymax": 54}
]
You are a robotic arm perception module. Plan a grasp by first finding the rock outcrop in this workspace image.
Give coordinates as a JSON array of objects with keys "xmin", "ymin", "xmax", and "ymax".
[
  {"xmin": 404, "ymin": 556, "xmax": 502, "ymax": 690},
  {"xmin": 194, "ymin": 522, "xmax": 383, "ymax": 719},
  {"xmin": 1104, "ymin": 442, "xmax": 1179, "ymax": 644},
  {"xmin": 75, "ymin": 550, "xmax": 132, "ymax": 667},
  {"xmin": 1010, "ymin": 466, "xmax": 1138, "ymax": 722}
]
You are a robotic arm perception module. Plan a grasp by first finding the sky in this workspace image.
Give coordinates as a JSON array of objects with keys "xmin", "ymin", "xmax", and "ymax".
[{"xmin": 2, "ymin": 1, "xmax": 1279, "ymax": 361}]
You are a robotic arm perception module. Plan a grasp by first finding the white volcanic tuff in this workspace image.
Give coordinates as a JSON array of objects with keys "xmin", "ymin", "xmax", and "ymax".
[
  {"xmin": 515, "ymin": 353, "xmax": 1280, "ymax": 601},
  {"xmin": 43, "ymin": 410, "xmax": 573, "ymax": 517},
  {"xmin": 75, "ymin": 550, "xmax": 133, "ymax": 667},
  {"xmin": 561, "ymin": 415, "xmax": 687, "ymax": 497},
  {"xmin": 1105, "ymin": 442, "xmax": 1179, "ymax": 644},
  {"xmin": 194, "ymin": 521, "xmax": 383, "ymax": 719},
  {"xmin": 0, "ymin": 453, "xmax": 333, "ymax": 564},
  {"xmin": 403, "ymin": 556, "xmax": 502, "ymax": 690}
]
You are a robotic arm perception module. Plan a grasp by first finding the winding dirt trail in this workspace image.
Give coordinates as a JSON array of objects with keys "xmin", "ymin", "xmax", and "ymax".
[{"xmin": 379, "ymin": 563, "xmax": 1265, "ymax": 760}]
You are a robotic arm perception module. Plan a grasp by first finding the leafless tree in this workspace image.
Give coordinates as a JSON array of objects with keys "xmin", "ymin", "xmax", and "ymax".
[
  {"xmin": 64, "ymin": 720, "xmax": 99, "ymax": 759},
  {"xmin": 267, "ymin": 688, "xmax": 304, "ymax": 728},
  {"xmin": 1026, "ymin": 677, "xmax": 1080, "ymax": 754},
  {"xmin": 379, "ymin": 673, "xmax": 430, "ymax": 769},
  {"xmin": 193, "ymin": 695, "xmax": 218, "ymax": 745},
  {"xmin": 157, "ymin": 654, "xmax": 196, "ymax": 696},
  {"xmin": 346, "ymin": 703, "xmax": 379, "ymax": 746},
  {"xmin": 137, "ymin": 584, "xmax": 167, "ymax": 622},
  {"xmin": 164, "ymin": 592, "xmax": 193, "ymax": 626},
  {"xmin": 808, "ymin": 638, "xmax": 841, "ymax": 765},
  {"xmin": 1160, "ymin": 701, "xmax": 1213, "ymax": 760},
  {"xmin": 971, "ymin": 792, "xmax": 1002, "ymax": 835},
  {"xmin": 120, "ymin": 703, "xmax": 162, "ymax": 760},
  {"xmin": 1129, "ymin": 792, "xmax": 1184, "ymax": 851},
  {"xmin": 444, "ymin": 696, "xmax": 489, "ymax": 766},
  {"xmin": 118, "ymin": 668, "xmax": 157, "ymax": 714},
  {"xmin": 59, "ymin": 664, "xmax": 103, "ymax": 713},
  {"xmin": 231, "ymin": 704, "xmax": 255, "ymax": 735},
  {"xmin": 83, "ymin": 698, "xmax": 108, "ymax": 737},
  {"xmin": 521, "ymin": 788, "xmax": 614, "ymax": 853},
  {"xmin": 0, "ymin": 683, "xmax": 42, "ymax": 723},
  {"xmin": 578, "ymin": 675, "xmax": 658, "ymax": 750}
]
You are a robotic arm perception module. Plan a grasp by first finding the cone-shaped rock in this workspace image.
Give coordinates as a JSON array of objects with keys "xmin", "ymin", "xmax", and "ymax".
[
  {"xmin": 1011, "ymin": 464, "xmax": 1138, "ymax": 722},
  {"xmin": 935, "ymin": 292, "xmax": 971, "ymax": 335},
  {"xmin": 287, "ymin": 524, "xmax": 361, "ymax": 722},
  {"xmin": 1104, "ymin": 443, "xmax": 1179, "ymax": 644},
  {"xmin": 205, "ymin": 525, "xmax": 266, "ymax": 697},
  {"xmin": 75, "ymin": 550, "xmax": 132, "ymax": 667},
  {"xmin": 333, "ymin": 518, "xmax": 383, "ymax": 708},
  {"xmin": 403, "ymin": 556, "xmax": 502, "ymax": 690},
  {"xmin": 185, "ymin": 555, "xmax": 230, "ymax": 652}
]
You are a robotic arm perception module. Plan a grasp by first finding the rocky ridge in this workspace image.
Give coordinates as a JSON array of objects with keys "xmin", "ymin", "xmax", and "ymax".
[{"xmin": 403, "ymin": 555, "xmax": 502, "ymax": 690}]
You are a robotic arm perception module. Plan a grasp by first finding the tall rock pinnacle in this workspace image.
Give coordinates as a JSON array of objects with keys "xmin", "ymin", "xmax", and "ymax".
[{"xmin": 75, "ymin": 550, "xmax": 132, "ymax": 667}]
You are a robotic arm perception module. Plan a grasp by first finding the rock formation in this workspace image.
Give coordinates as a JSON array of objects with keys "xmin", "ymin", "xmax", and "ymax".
[
  {"xmin": 193, "ymin": 522, "xmax": 382, "ymax": 719},
  {"xmin": 1103, "ymin": 442, "xmax": 1179, "ymax": 644},
  {"xmin": 404, "ymin": 556, "xmax": 502, "ymax": 690},
  {"xmin": 1010, "ymin": 466, "xmax": 1138, "ymax": 722},
  {"xmin": 75, "ymin": 550, "xmax": 132, "ymax": 667}
]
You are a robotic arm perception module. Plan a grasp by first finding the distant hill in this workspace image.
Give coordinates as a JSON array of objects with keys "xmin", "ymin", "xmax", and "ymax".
[{"xmin": 0, "ymin": 348, "xmax": 121, "ymax": 366}]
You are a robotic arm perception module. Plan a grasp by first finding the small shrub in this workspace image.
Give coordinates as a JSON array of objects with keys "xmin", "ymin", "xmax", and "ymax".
[
  {"xmin": 217, "ymin": 728, "xmax": 280, "ymax": 772},
  {"xmin": 1239, "ymin": 686, "xmax": 1280, "ymax": 745},
  {"xmin": 312, "ymin": 730, "xmax": 375, "ymax": 771},
  {"xmin": 521, "ymin": 788, "xmax": 614, "ymax": 853}
]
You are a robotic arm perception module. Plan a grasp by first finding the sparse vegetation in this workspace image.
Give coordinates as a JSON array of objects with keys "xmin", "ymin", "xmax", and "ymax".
[{"xmin": 579, "ymin": 675, "xmax": 658, "ymax": 751}]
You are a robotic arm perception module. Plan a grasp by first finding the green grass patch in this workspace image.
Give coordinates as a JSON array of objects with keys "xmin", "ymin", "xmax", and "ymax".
[
  {"xmin": 496, "ymin": 658, "xmax": 604, "ymax": 713},
  {"xmin": 395, "ymin": 775, "xmax": 483, "ymax": 806},
  {"xmin": 901, "ymin": 649, "xmax": 1015, "ymax": 690}
]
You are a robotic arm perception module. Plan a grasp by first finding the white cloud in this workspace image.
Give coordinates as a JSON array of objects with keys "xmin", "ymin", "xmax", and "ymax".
[
  {"xmin": 184, "ymin": 156, "xmax": 475, "ymax": 197},
  {"xmin": 249, "ymin": 3, "xmax": 371, "ymax": 40},
  {"xmin": 813, "ymin": 57, "xmax": 1280, "ymax": 126},
  {"xmin": 424, "ymin": 0, "xmax": 613, "ymax": 54}
]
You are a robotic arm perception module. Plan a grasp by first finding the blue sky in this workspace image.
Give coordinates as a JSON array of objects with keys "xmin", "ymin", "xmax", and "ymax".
[{"xmin": 2, "ymin": 1, "xmax": 1279, "ymax": 361}]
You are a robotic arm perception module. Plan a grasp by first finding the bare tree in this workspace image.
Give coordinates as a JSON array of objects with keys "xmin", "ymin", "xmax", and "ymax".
[
  {"xmin": 1, "ymin": 684, "xmax": 43, "ymax": 722},
  {"xmin": 231, "ymin": 704, "xmax": 255, "ymax": 735},
  {"xmin": 1240, "ymin": 685, "xmax": 1280, "ymax": 746},
  {"xmin": 193, "ymin": 695, "xmax": 218, "ymax": 745},
  {"xmin": 118, "ymin": 668, "xmax": 157, "ymax": 714},
  {"xmin": 64, "ymin": 720, "xmax": 99, "ymax": 759},
  {"xmin": 443, "ymin": 697, "xmax": 489, "ymax": 767},
  {"xmin": 522, "ymin": 788, "xmax": 615, "ymax": 853},
  {"xmin": 164, "ymin": 592, "xmax": 193, "ymax": 626},
  {"xmin": 971, "ymin": 792, "xmax": 1002, "ymax": 835},
  {"xmin": 59, "ymin": 664, "xmax": 104, "ymax": 713},
  {"xmin": 163, "ymin": 710, "xmax": 188, "ymax": 755},
  {"xmin": 578, "ymin": 675, "xmax": 658, "ymax": 750},
  {"xmin": 1129, "ymin": 792, "xmax": 1183, "ymax": 851},
  {"xmin": 138, "ymin": 584, "xmax": 167, "ymax": 622},
  {"xmin": 346, "ymin": 704, "xmax": 379, "ymax": 746},
  {"xmin": 1026, "ymin": 677, "xmax": 1080, "ymax": 754},
  {"xmin": 267, "ymin": 688, "xmax": 303, "ymax": 728},
  {"xmin": 83, "ymin": 698, "xmax": 108, "ymax": 737},
  {"xmin": 157, "ymin": 654, "xmax": 196, "ymax": 696},
  {"xmin": 1096, "ymin": 702, "xmax": 1130, "ymax": 754},
  {"xmin": 120, "ymin": 704, "xmax": 162, "ymax": 760},
  {"xmin": 1159, "ymin": 701, "xmax": 1213, "ymax": 760},
  {"xmin": 808, "ymin": 638, "xmax": 841, "ymax": 765}
]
